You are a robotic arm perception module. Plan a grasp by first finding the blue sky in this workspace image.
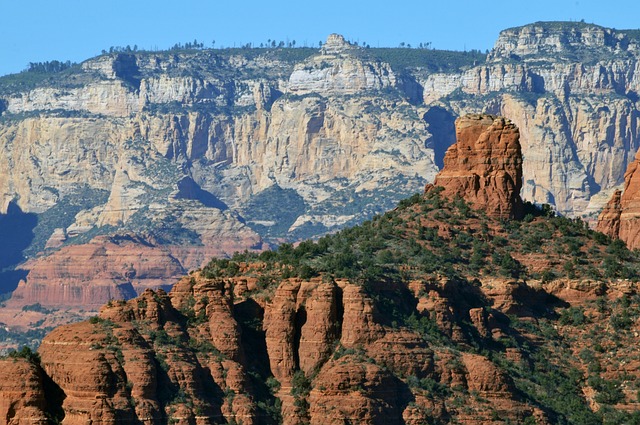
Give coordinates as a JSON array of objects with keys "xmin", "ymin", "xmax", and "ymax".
[{"xmin": 1, "ymin": 0, "xmax": 639, "ymax": 76}]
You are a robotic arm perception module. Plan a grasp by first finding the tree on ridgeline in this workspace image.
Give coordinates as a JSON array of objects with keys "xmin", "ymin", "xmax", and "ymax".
[{"xmin": 26, "ymin": 60, "xmax": 75, "ymax": 73}]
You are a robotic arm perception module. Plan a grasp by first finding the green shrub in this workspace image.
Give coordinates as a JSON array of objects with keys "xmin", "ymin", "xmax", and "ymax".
[
  {"xmin": 589, "ymin": 376, "xmax": 625, "ymax": 405},
  {"xmin": 558, "ymin": 307, "xmax": 586, "ymax": 326},
  {"xmin": 8, "ymin": 346, "xmax": 40, "ymax": 364}
]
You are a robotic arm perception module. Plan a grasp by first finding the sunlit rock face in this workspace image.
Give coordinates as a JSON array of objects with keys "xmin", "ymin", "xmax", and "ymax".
[
  {"xmin": 597, "ymin": 148, "xmax": 640, "ymax": 249},
  {"xmin": 429, "ymin": 114, "xmax": 523, "ymax": 219}
]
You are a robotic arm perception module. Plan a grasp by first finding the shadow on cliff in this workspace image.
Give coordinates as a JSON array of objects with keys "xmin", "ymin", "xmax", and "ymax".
[
  {"xmin": 423, "ymin": 107, "xmax": 456, "ymax": 170},
  {"xmin": 175, "ymin": 176, "xmax": 228, "ymax": 210},
  {"xmin": 234, "ymin": 299, "xmax": 283, "ymax": 424},
  {"xmin": 0, "ymin": 202, "xmax": 37, "ymax": 294},
  {"xmin": 40, "ymin": 362, "xmax": 66, "ymax": 423}
]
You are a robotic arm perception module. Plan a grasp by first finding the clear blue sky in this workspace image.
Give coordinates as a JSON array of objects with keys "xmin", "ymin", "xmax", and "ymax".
[{"xmin": 1, "ymin": 0, "xmax": 639, "ymax": 77}]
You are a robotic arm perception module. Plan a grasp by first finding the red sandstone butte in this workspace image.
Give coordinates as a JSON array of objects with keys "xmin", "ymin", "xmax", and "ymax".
[{"xmin": 428, "ymin": 114, "xmax": 523, "ymax": 219}]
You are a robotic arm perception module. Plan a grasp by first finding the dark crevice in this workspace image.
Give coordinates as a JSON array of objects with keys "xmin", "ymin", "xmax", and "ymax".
[
  {"xmin": 234, "ymin": 299, "xmax": 272, "ymax": 377},
  {"xmin": 234, "ymin": 299, "xmax": 282, "ymax": 423},
  {"xmin": 39, "ymin": 362, "xmax": 66, "ymax": 423},
  {"xmin": 265, "ymin": 88, "xmax": 283, "ymax": 111},
  {"xmin": 397, "ymin": 72, "xmax": 424, "ymax": 105},
  {"xmin": 292, "ymin": 306, "xmax": 307, "ymax": 371},
  {"xmin": 334, "ymin": 284, "xmax": 344, "ymax": 343},
  {"xmin": 113, "ymin": 54, "xmax": 141, "ymax": 91},
  {"xmin": 192, "ymin": 364, "xmax": 226, "ymax": 422},
  {"xmin": 423, "ymin": 106, "xmax": 456, "ymax": 170},
  {"xmin": 175, "ymin": 176, "xmax": 228, "ymax": 210}
]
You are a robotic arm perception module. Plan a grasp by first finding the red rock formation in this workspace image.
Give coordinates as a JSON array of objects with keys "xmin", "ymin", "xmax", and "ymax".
[
  {"xmin": 40, "ymin": 285, "xmax": 232, "ymax": 425},
  {"xmin": 596, "ymin": 155, "xmax": 640, "ymax": 248},
  {"xmin": 308, "ymin": 355, "xmax": 403, "ymax": 425},
  {"xmin": 297, "ymin": 280, "xmax": 341, "ymax": 376},
  {"xmin": 38, "ymin": 321, "xmax": 139, "ymax": 424},
  {"xmin": 264, "ymin": 280, "xmax": 300, "ymax": 386},
  {"xmin": 27, "ymin": 254, "xmax": 640, "ymax": 422},
  {"xmin": 28, "ymin": 255, "xmax": 639, "ymax": 424},
  {"xmin": 428, "ymin": 114, "xmax": 523, "ymax": 219},
  {"xmin": 7, "ymin": 234, "xmax": 185, "ymax": 310},
  {"xmin": 596, "ymin": 189, "xmax": 622, "ymax": 239},
  {"xmin": 0, "ymin": 358, "xmax": 51, "ymax": 424}
]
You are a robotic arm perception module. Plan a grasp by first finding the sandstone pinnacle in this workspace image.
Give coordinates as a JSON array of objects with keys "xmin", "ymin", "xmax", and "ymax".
[{"xmin": 427, "ymin": 114, "xmax": 524, "ymax": 219}]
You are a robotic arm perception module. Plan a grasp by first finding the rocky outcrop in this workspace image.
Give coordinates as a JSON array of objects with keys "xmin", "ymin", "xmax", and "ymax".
[
  {"xmin": 421, "ymin": 22, "xmax": 640, "ymax": 216},
  {"xmin": 0, "ymin": 358, "xmax": 52, "ymax": 424},
  {"xmin": 597, "ymin": 149, "xmax": 640, "ymax": 249},
  {"xmin": 596, "ymin": 189, "xmax": 622, "ymax": 239},
  {"xmin": 288, "ymin": 34, "xmax": 396, "ymax": 95},
  {"xmin": 6, "ymin": 235, "xmax": 184, "ymax": 309},
  {"xmin": 488, "ymin": 22, "xmax": 639, "ymax": 61},
  {"xmin": 428, "ymin": 114, "xmax": 523, "ymax": 219}
]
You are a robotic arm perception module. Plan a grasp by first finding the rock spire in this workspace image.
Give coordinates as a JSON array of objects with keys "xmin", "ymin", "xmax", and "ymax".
[{"xmin": 427, "ymin": 114, "xmax": 524, "ymax": 219}]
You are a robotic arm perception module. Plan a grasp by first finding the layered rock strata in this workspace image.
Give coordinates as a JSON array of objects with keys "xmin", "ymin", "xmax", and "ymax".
[
  {"xmin": 0, "ymin": 34, "xmax": 435, "ymax": 321},
  {"xmin": 428, "ymin": 114, "xmax": 523, "ymax": 219},
  {"xmin": 0, "ymin": 358, "xmax": 52, "ymax": 424},
  {"xmin": 7, "ymin": 235, "xmax": 185, "ymax": 309}
]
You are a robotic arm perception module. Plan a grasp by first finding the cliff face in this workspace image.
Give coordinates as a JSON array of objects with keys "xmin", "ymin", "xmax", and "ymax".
[
  {"xmin": 0, "ymin": 43, "xmax": 434, "ymax": 221},
  {"xmin": 429, "ymin": 114, "xmax": 523, "ymax": 219}
]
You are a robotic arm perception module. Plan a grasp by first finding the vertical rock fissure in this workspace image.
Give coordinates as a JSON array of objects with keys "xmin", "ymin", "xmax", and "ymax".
[
  {"xmin": 292, "ymin": 305, "xmax": 307, "ymax": 371},
  {"xmin": 40, "ymin": 363, "xmax": 66, "ymax": 424},
  {"xmin": 334, "ymin": 284, "xmax": 344, "ymax": 344}
]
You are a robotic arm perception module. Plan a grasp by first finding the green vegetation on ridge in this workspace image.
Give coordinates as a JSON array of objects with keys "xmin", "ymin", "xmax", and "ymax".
[
  {"xmin": 199, "ymin": 190, "xmax": 640, "ymax": 424},
  {"xmin": 209, "ymin": 189, "xmax": 639, "ymax": 285}
]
